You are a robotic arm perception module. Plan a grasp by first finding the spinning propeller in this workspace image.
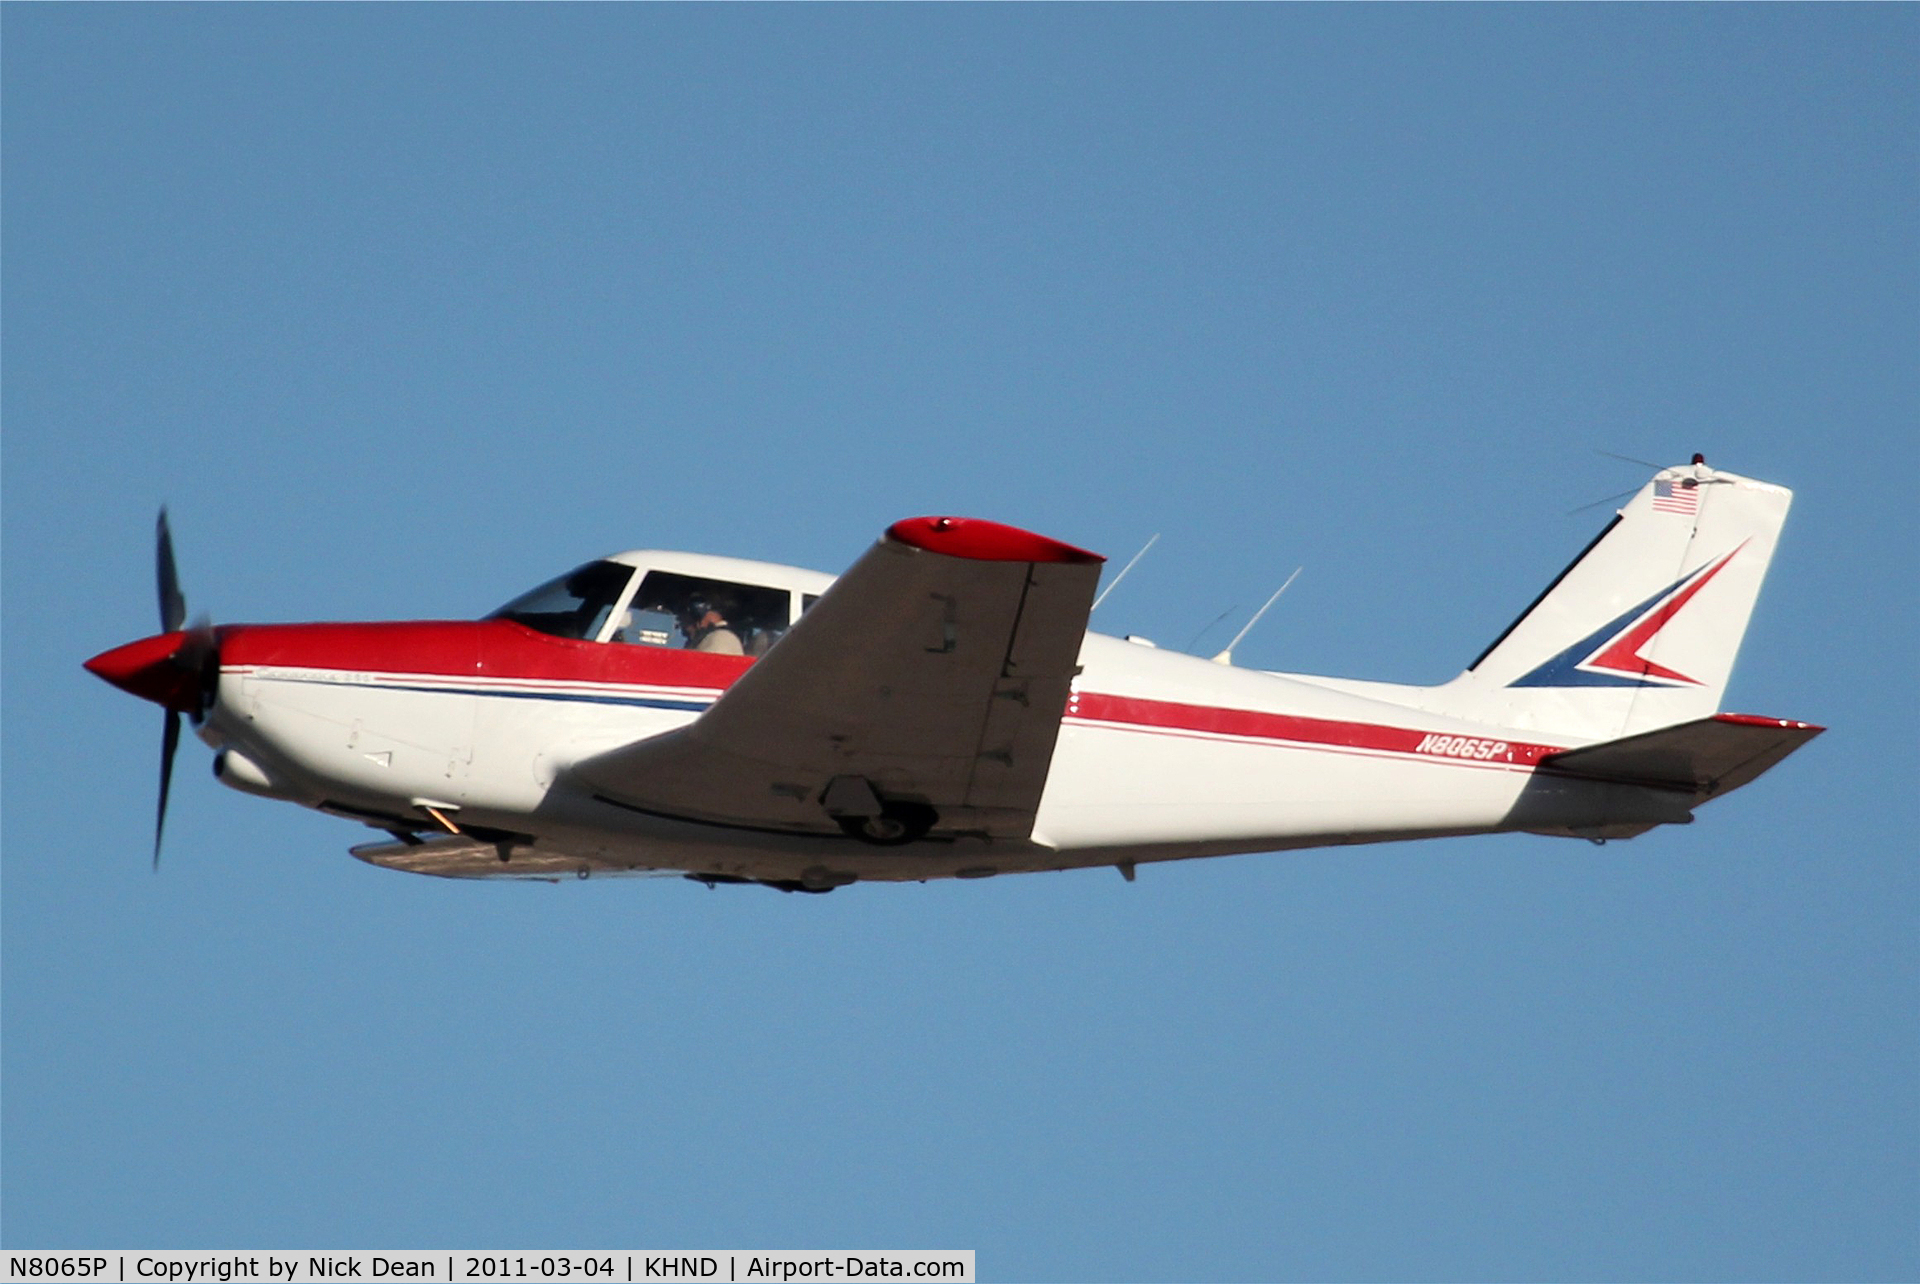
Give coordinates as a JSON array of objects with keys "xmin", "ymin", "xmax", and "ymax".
[{"xmin": 84, "ymin": 509, "xmax": 221, "ymax": 868}]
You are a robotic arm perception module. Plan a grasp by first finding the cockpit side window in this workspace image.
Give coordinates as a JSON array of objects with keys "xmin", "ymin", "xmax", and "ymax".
[
  {"xmin": 616, "ymin": 571, "xmax": 794, "ymax": 655},
  {"xmin": 487, "ymin": 561, "xmax": 636, "ymax": 641}
]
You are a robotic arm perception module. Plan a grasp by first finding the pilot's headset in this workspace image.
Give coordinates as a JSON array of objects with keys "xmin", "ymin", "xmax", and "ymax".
[{"xmin": 678, "ymin": 597, "xmax": 722, "ymax": 639}]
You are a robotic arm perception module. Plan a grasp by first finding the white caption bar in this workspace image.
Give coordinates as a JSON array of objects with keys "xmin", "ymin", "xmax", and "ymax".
[{"xmin": 1, "ymin": 1253, "xmax": 974, "ymax": 1284}]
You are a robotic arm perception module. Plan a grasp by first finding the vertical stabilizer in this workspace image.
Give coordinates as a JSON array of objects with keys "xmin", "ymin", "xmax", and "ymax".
[{"xmin": 1423, "ymin": 460, "xmax": 1792, "ymax": 741}]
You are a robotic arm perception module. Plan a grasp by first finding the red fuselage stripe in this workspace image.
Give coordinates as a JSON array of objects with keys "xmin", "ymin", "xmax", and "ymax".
[{"xmin": 1067, "ymin": 692, "xmax": 1563, "ymax": 766}]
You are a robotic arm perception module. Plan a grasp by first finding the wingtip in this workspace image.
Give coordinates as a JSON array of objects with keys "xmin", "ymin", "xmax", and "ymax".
[
  {"xmin": 1712, "ymin": 712, "xmax": 1826, "ymax": 735},
  {"xmin": 886, "ymin": 517, "xmax": 1104, "ymax": 565}
]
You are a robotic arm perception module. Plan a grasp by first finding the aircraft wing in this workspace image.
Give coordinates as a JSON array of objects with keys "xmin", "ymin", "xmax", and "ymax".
[
  {"xmin": 574, "ymin": 517, "xmax": 1104, "ymax": 842},
  {"xmin": 1538, "ymin": 712, "xmax": 1823, "ymax": 802}
]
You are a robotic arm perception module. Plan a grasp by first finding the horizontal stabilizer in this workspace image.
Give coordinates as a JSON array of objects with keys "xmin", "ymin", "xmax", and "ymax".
[{"xmin": 1539, "ymin": 713, "xmax": 1822, "ymax": 802}]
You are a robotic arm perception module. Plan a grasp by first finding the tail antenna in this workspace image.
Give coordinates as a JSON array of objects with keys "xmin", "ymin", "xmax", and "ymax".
[
  {"xmin": 1092, "ymin": 533, "xmax": 1160, "ymax": 612},
  {"xmin": 1212, "ymin": 567, "xmax": 1302, "ymax": 666},
  {"xmin": 1595, "ymin": 449, "xmax": 1664, "ymax": 470}
]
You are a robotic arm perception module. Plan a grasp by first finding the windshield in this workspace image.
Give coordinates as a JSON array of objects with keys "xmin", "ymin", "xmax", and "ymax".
[{"xmin": 487, "ymin": 560, "xmax": 636, "ymax": 641}]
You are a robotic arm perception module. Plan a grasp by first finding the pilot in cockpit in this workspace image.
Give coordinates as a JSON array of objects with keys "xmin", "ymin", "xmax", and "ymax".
[{"xmin": 677, "ymin": 596, "xmax": 744, "ymax": 656}]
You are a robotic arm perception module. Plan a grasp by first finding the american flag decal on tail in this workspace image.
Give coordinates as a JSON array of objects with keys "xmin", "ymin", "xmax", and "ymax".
[{"xmin": 1652, "ymin": 479, "xmax": 1699, "ymax": 514}]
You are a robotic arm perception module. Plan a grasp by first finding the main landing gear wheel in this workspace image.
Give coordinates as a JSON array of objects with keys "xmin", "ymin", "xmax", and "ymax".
[{"xmin": 837, "ymin": 801, "xmax": 937, "ymax": 846}]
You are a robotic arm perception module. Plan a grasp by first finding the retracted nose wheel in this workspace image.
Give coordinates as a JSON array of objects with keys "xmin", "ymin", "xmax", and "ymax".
[{"xmin": 837, "ymin": 801, "xmax": 936, "ymax": 846}]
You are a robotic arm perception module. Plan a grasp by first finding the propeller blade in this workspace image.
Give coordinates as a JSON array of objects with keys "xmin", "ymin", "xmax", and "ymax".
[
  {"xmin": 157, "ymin": 508, "xmax": 187, "ymax": 634},
  {"xmin": 156, "ymin": 709, "xmax": 181, "ymax": 870},
  {"xmin": 134, "ymin": 510, "xmax": 212, "ymax": 865}
]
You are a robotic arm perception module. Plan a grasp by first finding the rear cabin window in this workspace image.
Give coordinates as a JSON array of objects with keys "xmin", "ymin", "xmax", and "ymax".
[
  {"xmin": 488, "ymin": 561, "xmax": 636, "ymax": 641},
  {"xmin": 617, "ymin": 570, "xmax": 793, "ymax": 655}
]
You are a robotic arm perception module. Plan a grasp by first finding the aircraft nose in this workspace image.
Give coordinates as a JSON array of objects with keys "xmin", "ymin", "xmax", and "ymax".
[{"xmin": 84, "ymin": 632, "xmax": 206, "ymax": 713}]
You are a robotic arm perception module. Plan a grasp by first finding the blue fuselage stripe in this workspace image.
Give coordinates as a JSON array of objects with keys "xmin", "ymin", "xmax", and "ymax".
[{"xmin": 252, "ymin": 674, "xmax": 715, "ymax": 713}]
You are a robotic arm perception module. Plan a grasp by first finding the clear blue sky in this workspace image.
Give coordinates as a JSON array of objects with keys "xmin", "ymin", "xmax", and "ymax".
[{"xmin": 4, "ymin": 6, "xmax": 1914, "ymax": 1279}]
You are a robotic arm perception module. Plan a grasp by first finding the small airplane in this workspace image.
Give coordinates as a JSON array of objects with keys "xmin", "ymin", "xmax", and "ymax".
[{"xmin": 87, "ymin": 457, "xmax": 1820, "ymax": 892}]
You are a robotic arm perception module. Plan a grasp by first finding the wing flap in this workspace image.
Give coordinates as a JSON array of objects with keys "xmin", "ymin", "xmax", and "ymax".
[
  {"xmin": 351, "ymin": 834, "xmax": 579, "ymax": 880},
  {"xmin": 349, "ymin": 834, "xmax": 685, "ymax": 881},
  {"xmin": 1539, "ymin": 712, "xmax": 1823, "ymax": 800},
  {"xmin": 575, "ymin": 519, "xmax": 1103, "ymax": 840}
]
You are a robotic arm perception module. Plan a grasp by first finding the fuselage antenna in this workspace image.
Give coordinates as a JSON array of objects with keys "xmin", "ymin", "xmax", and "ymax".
[
  {"xmin": 1212, "ymin": 567, "xmax": 1302, "ymax": 666},
  {"xmin": 1092, "ymin": 532, "xmax": 1161, "ymax": 612}
]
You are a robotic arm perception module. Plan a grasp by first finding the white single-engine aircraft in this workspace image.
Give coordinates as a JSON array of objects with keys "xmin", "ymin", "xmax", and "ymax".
[{"xmin": 88, "ymin": 458, "xmax": 1820, "ymax": 892}]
